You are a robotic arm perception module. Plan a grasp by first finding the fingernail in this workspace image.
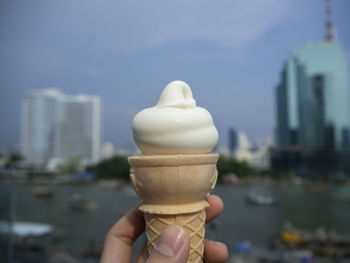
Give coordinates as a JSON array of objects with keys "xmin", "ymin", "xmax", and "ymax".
[
  {"xmin": 205, "ymin": 239, "xmax": 225, "ymax": 245},
  {"xmin": 206, "ymin": 240, "xmax": 215, "ymax": 244},
  {"xmin": 155, "ymin": 225, "xmax": 186, "ymax": 257}
]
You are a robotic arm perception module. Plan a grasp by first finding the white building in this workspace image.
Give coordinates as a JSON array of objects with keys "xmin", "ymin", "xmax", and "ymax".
[
  {"xmin": 21, "ymin": 88, "xmax": 101, "ymax": 169},
  {"xmin": 102, "ymin": 142, "xmax": 115, "ymax": 159},
  {"xmin": 234, "ymin": 132, "xmax": 252, "ymax": 162},
  {"xmin": 231, "ymin": 131, "xmax": 272, "ymax": 169}
]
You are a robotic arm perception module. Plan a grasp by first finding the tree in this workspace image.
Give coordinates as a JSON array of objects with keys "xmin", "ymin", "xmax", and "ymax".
[
  {"xmin": 87, "ymin": 156, "xmax": 130, "ymax": 181},
  {"xmin": 58, "ymin": 156, "xmax": 83, "ymax": 174},
  {"xmin": 217, "ymin": 157, "xmax": 255, "ymax": 178},
  {"xmin": 6, "ymin": 152, "xmax": 23, "ymax": 168}
]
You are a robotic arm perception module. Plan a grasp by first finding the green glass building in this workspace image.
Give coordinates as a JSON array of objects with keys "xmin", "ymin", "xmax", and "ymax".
[
  {"xmin": 276, "ymin": 40, "xmax": 350, "ymax": 157},
  {"xmin": 274, "ymin": 1, "xmax": 350, "ymax": 177}
]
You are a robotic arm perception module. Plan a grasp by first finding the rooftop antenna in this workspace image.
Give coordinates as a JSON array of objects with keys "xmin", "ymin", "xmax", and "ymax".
[{"xmin": 325, "ymin": 0, "xmax": 335, "ymax": 41}]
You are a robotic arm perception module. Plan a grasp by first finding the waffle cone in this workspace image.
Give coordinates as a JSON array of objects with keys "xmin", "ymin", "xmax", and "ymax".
[{"xmin": 128, "ymin": 154, "xmax": 218, "ymax": 263}]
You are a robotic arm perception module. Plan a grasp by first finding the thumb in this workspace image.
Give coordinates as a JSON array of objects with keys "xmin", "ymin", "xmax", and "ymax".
[{"xmin": 146, "ymin": 225, "xmax": 190, "ymax": 263}]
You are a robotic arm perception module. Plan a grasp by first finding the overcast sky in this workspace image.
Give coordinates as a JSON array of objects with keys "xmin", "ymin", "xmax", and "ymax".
[{"xmin": 1, "ymin": 0, "xmax": 350, "ymax": 151}]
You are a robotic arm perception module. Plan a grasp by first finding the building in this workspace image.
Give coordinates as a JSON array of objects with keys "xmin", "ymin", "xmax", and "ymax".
[
  {"xmin": 102, "ymin": 142, "xmax": 115, "ymax": 159},
  {"xmin": 233, "ymin": 132, "xmax": 271, "ymax": 169},
  {"xmin": 228, "ymin": 127, "xmax": 238, "ymax": 154},
  {"xmin": 276, "ymin": 41, "xmax": 350, "ymax": 154},
  {"xmin": 234, "ymin": 131, "xmax": 252, "ymax": 162},
  {"xmin": 220, "ymin": 128, "xmax": 272, "ymax": 169},
  {"xmin": 275, "ymin": 0, "xmax": 350, "ymax": 176},
  {"xmin": 21, "ymin": 88, "xmax": 101, "ymax": 169}
]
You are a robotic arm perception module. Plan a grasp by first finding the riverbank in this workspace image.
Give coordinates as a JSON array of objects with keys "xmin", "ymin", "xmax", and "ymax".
[{"xmin": 2, "ymin": 170, "xmax": 350, "ymax": 187}]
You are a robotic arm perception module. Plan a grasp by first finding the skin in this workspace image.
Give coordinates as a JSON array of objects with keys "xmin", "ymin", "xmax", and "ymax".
[{"xmin": 100, "ymin": 195, "xmax": 229, "ymax": 263}]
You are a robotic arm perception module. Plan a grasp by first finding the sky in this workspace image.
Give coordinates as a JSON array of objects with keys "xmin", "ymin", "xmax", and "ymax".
[{"xmin": 0, "ymin": 0, "xmax": 350, "ymax": 152}]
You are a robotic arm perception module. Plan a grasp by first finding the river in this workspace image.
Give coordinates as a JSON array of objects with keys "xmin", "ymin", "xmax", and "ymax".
[{"xmin": 0, "ymin": 181, "xmax": 350, "ymax": 262}]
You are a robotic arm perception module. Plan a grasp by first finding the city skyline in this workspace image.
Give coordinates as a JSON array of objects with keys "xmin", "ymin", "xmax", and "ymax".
[{"xmin": 1, "ymin": 0, "xmax": 350, "ymax": 152}]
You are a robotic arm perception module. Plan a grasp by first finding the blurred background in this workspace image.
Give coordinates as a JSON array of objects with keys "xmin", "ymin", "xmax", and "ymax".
[{"xmin": 1, "ymin": 0, "xmax": 350, "ymax": 262}]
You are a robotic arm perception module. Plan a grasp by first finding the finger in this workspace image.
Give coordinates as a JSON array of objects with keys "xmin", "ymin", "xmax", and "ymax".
[
  {"xmin": 100, "ymin": 204, "xmax": 145, "ymax": 263},
  {"xmin": 203, "ymin": 240, "xmax": 229, "ymax": 263},
  {"xmin": 136, "ymin": 242, "xmax": 149, "ymax": 263},
  {"xmin": 145, "ymin": 225, "xmax": 190, "ymax": 263},
  {"xmin": 205, "ymin": 195, "xmax": 224, "ymax": 223}
]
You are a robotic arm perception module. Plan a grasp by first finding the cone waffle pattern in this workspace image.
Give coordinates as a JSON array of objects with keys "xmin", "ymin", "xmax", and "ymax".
[
  {"xmin": 144, "ymin": 210, "xmax": 206, "ymax": 263},
  {"xmin": 128, "ymin": 154, "xmax": 218, "ymax": 263}
]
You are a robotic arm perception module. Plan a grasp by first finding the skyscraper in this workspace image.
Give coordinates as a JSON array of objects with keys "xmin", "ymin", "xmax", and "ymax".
[
  {"xmin": 276, "ymin": 41, "xmax": 350, "ymax": 154},
  {"xmin": 228, "ymin": 127, "xmax": 238, "ymax": 154},
  {"xmin": 21, "ymin": 88, "xmax": 101, "ymax": 169},
  {"xmin": 275, "ymin": 0, "xmax": 350, "ymax": 175}
]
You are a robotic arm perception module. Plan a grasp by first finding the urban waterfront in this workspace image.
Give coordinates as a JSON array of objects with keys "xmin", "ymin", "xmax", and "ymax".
[
  {"xmin": 1, "ymin": 181, "xmax": 350, "ymax": 262},
  {"xmin": 1, "ymin": 0, "xmax": 350, "ymax": 262}
]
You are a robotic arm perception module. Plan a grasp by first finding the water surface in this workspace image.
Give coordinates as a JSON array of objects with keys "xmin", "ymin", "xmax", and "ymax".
[{"xmin": 1, "ymin": 182, "xmax": 349, "ymax": 260}]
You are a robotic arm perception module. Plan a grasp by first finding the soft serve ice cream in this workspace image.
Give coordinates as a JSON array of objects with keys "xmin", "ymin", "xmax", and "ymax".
[{"xmin": 132, "ymin": 80, "xmax": 218, "ymax": 154}]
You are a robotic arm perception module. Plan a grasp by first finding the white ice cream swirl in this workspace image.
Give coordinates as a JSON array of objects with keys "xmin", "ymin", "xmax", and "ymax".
[{"xmin": 132, "ymin": 80, "xmax": 219, "ymax": 155}]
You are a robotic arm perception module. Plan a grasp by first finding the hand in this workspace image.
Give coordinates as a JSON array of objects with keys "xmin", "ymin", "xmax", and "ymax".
[{"xmin": 100, "ymin": 195, "xmax": 228, "ymax": 263}]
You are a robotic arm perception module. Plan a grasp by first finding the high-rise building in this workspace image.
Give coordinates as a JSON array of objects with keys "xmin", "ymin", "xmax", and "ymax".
[
  {"xmin": 228, "ymin": 127, "xmax": 238, "ymax": 154},
  {"xmin": 276, "ymin": 41, "xmax": 350, "ymax": 155},
  {"xmin": 275, "ymin": 0, "xmax": 350, "ymax": 175},
  {"xmin": 21, "ymin": 88, "xmax": 101, "ymax": 169}
]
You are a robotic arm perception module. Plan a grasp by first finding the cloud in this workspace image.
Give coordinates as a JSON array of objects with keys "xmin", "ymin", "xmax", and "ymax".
[
  {"xmin": 10, "ymin": 0, "xmax": 295, "ymax": 54},
  {"xmin": 90, "ymin": 0, "xmax": 296, "ymax": 52}
]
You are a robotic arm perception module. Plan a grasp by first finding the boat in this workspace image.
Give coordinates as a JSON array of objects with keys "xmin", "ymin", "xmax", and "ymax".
[
  {"xmin": 70, "ymin": 193, "xmax": 97, "ymax": 212},
  {"xmin": 0, "ymin": 221, "xmax": 54, "ymax": 238},
  {"xmin": 246, "ymin": 193, "xmax": 279, "ymax": 206},
  {"xmin": 234, "ymin": 241, "xmax": 251, "ymax": 253},
  {"xmin": 221, "ymin": 173, "xmax": 241, "ymax": 186},
  {"xmin": 308, "ymin": 184, "xmax": 331, "ymax": 192},
  {"xmin": 274, "ymin": 222, "xmax": 350, "ymax": 259},
  {"xmin": 230, "ymin": 242, "xmax": 314, "ymax": 263},
  {"xmin": 33, "ymin": 187, "xmax": 54, "ymax": 198},
  {"xmin": 282, "ymin": 230, "xmax": 307, "ymax": 245},
  {"xmin": 98, "ymin": 179, "xmax": 121, "ymax": 190},
  {"xmin": 230, "ymin": 241, "xmax": 257, "ymax": 263}
]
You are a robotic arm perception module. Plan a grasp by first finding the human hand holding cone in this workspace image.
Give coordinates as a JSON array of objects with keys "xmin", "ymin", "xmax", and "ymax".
[{"xmin": 129, "ymin": 81, "xmax": 219, "ymax": 263}]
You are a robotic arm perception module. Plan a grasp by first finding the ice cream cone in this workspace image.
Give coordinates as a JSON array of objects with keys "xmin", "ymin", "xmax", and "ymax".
[{"xmin": 128, "ymin": 153, "xmax": 218, "ymax": 263}]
